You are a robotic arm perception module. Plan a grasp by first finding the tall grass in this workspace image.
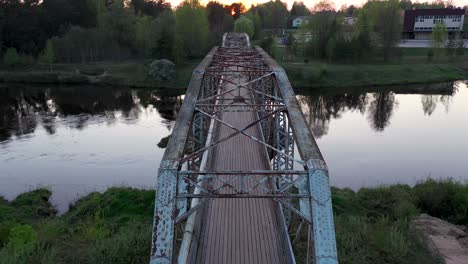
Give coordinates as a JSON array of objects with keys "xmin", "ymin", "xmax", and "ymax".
[{"xmin": 0, "ymin": 180, "xmax": 466, "ymax": 263}]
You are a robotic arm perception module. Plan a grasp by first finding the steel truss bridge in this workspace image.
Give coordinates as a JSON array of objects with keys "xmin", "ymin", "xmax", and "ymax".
[{"xmin": 151, "ymin": 33, "xmax": 338, "ymax": 264}]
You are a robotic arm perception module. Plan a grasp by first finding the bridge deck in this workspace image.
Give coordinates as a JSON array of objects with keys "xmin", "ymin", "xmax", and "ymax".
[{"xmin": 188, "ymin": 73, "xmax": 287, "ymax": 263}]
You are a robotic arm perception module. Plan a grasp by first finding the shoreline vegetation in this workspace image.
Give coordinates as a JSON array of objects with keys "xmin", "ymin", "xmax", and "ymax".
[
  {"xmin": 1, "ymin": 179, "xmax": 467, "ymax": 264},
  {"xmin": 0, "ymin": 50, "xmax": 467, "ymax": 89},
  {"xmin": 1, "ymin": 56, "xmax": 467, "ymax": 90}
]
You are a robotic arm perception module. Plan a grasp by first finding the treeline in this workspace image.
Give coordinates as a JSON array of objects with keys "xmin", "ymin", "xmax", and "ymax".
[
  {"xmin": 0, "ymin": 0, "xmax": 230, "ymax": 65},
  {"xmin": 0, "ymin": 0, "xmax": 467, "ymax": 67},
  {"xmin": 0, "ymin": 0, "xmax": 310, "ymax": 66}
]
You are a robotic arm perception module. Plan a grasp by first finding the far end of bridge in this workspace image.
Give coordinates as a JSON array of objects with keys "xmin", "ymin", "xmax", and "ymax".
[{"xmin": 150, "ymin": 32, "xmax": 338, "ymax": 264}]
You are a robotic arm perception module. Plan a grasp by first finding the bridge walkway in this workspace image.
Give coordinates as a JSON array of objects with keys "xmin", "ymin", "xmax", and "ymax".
[{"xmin": 188, "ymin": 69, "xmax": 287, "ymax": 264}]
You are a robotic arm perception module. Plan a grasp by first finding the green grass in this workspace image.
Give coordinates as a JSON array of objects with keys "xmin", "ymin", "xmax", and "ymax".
[
  {"xmin": 0, "ymin": 60, "xmax": 198, "ymax": 89},
  {"xmin": 281, "ymin": 62, "xmax": 468, "ymax": 88},
  {"xmin": 272, "ymin": 46, "xmax": 468, "ymax": 89},
  {"xmin": 0, "ymin": 180, "xmax": 466, "ymax": 263},
  {"xmin": 2, "ymin": 47, "xmax": 467, "ymax": 90}
]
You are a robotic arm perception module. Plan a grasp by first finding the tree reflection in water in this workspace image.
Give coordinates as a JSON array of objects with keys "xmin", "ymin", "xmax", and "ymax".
[
  {"xmin": 0, "ymin": 85, "xmax": 183, "ymax": 142},
  {"xmin": 298, "ymin": 93, "xmax": 368, "ymax": 138},
  {"xmin": 297, "ymin": 82, "xmax": 457, "ymax": 136},
  {"xmin": 367, "ymin": 92, "xmax": 397, "ymax": 132}
]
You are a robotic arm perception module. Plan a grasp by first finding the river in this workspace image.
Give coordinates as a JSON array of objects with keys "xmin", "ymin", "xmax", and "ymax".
[{"xmin": 1, "ymin": 81, "xmax": 467, "ymax": 212}]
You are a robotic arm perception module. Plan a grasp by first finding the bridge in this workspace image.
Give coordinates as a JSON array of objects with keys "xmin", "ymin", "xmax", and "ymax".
[{"xmin": 150, "ymin": 33, "xmax": 338, "ymax": 264}]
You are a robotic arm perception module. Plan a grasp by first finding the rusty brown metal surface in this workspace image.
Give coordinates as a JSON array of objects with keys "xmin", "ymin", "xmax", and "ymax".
[{"xmin": 188, "ymin": 73, "xmax": 288, "ymax": 264}]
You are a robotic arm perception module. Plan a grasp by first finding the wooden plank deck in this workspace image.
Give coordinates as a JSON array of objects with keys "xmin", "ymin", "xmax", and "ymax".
[{"xmin": 188, "ymin": 73, "xmax": 287, "ymax": 264}]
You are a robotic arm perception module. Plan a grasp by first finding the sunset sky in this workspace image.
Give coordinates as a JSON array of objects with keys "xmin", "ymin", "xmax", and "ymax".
[{"xmin": 169, "ymin": 0, "xmax": 467, "ymax": 10}]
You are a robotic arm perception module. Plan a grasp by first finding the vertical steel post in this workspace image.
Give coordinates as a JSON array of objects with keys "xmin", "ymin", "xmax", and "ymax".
[
  {"xmin": 306, "ymin": 159, "xmax": 338, "ymax": 264},
  {"xmin": 151, "ymin": 160, "xmax": 179, "ymax": 264}
]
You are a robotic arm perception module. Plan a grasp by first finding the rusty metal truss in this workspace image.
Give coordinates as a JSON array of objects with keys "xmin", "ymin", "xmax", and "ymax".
[{"xmin": 150, "ymin": 33, "xmax": 338, "ymax": 264}]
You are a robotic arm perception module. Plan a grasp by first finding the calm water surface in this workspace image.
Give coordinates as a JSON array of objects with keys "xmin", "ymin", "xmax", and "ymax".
[{"xmin": 0, "ymin": 81, "xmax": 467, "ymax": 212}]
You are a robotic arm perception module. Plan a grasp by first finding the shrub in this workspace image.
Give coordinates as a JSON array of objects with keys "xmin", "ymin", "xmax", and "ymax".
[
  {"xmin": 2, "ymin": 48, "xmax": 34, "ymax": 68},
  {"xmin": 157, "ymin": 135, "xmax": 170, "ymax": 148},
  {"xmin": 413, "ymin": 180, "xmax": 468, "ymax": 225},
  {"xmin": 86, "ymin": 223, "xmax": 151, "ymax": 264},
  {"xmin": 148, "ymin": 59, "xmax": 176, "ymax": 84},
  {"xmin": 2, "ymin": 48, "xmax": 20, "ymax": 68},
  {"xmin": 0, "ymin": 224, "xmax": 59, "ymax": 264},
  {"xmin": 357, "ymin": 185, "xmax": 418, "ymax": 220},
  {"xmin": 234, "ymin": 16, "xmax": 254, "ymax": 38}
]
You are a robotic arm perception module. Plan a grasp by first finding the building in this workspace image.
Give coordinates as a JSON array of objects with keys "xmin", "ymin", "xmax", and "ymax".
[
  {"xmin": 344, "ymin": 16, "xmax": 357, "ymax": 26},
  {"xmin": 403, "ymin": 9, "xmax": 465, "ymax": 40},
  {"xmin": 292, "ymin": 16, "xmax": 310, "ymax": 28}
]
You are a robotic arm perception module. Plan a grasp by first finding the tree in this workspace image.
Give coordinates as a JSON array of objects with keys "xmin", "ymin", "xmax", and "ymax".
[
  {"xmin": 150, "ymin": 11, "xmax": 176, "ymax": 59},
  {"xmin": 300, "ymin": 11, "xmax": 342, "ymax": 59},
  {"xmin": 234, "ymin": 16, "xmax": 254, "ymax": 38},
  {"xmin": 244, "ymin": 11, "xmax": 262, "ymax": 39},
  {"xmin": 432, "ymin": 22, "xmax": 448, "ymax": 58},
  {"xmin": 3, "ymin": 48, "xmax": 21, "ymax": 68},
  {"xmin": 39, "ymin": 39, "xmax": 55, "ymax": 71},
  {"xmin": 312, "ymin": 0, "xmax": 335, "ymax": 12},
  {"xmin": 101, "ymin": 0, "xmax": 136, "ymax": 59},
  {"xmin": 361, "ymin": 0, "xmax": 402, "ymax": 61},
  {"xmin": 207, "ymin": 1, "xmax": 234, "ymax": 45},
  {"xmin": 129, "ymin": 0, "xmax": 171, "ymax": 17},
  {"xmin": 135, "ymin": 15, "xmax": 153, "ymax": 56},
  {"xmin": 175, "ymin": 0, "xmax": 210, "ymax": 60},
  {"xmin": 225, "ymin": 2, "xmax": 246, "ymax": 19},
  {"xmin": 255, "ymin": 0, "xmax": 289, "ymax": 29},
  {"xmin": 399, "ymin": 0, "xmax": 413, "ymax": 10},
  {"xmin": 2, "ymin": 47, "xmax": 34, "ymax": 68},
  {"xmin": 290, "ymin": 1, "xmax": 311, "ymax": 17}
]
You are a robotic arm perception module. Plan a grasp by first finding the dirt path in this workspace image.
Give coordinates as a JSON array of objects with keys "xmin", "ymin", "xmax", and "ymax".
[{"xmin": 413, "ymin": 214, "xmax": 468, "ymax": 264}]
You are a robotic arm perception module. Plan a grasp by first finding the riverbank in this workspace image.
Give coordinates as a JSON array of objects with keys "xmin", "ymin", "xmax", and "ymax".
[
  {"xmin": 1, "ymin": 53, "xmax": 467, "ymax": 90},
  {"xmin": 283, "ymin": 62, "xmax": 468, "ymax": 88},
  {"xmin": 0, "ymin": 179, "xmax": 466, "ymax": 264},
  {"xmin": 0, "ymin": 60, "xmax": 198, "ymax": 90}
]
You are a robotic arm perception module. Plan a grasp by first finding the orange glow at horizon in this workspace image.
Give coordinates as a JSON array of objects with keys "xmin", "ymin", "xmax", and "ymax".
[
  {"xmin": 170, "ymin": 0, "xmax": 467, "ymax": 10},
  {"xmin": 231, "ymin": 8, "xmax": 236, "ymax": 16}
]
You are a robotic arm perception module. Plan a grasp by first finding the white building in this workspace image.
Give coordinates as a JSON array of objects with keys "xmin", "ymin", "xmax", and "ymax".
[
  {"xmin": 292, "ymin": 16, "xmax": 311, "ymax": 28},
  {"xmin": 403, "ymin": 9, "xmax": 465, "ymax": 40}
]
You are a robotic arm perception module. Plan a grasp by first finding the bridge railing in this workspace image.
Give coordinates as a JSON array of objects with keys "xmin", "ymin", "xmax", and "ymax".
[{"xmin": 150, "ymin": 33, "xmax": 338, "ymax": 264}]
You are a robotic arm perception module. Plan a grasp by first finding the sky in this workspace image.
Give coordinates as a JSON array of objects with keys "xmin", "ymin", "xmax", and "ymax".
[{"xmin": 168, "ymin": 0, "xmax": 467, "ymax": 10}]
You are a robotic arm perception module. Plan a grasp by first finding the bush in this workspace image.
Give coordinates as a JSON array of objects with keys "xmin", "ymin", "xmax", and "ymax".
[
  {"xmin": 148, "ymin": 59, "xmax": 176, "ymax": 84},
  {"xmin": 2, "ymin": 48, "xmax": 34, "ymax": 68},
  {"xmin": 157, "ymin": 135, "xmax": 170, "ymax": 148},
  {"xmin": 86, "ymin": 223, "xmax": 151, "ymax": 264},
  {"xmin": 357, "ymin": 185, "xmax": 418, "ymax": 220},
  {"xmin": 234, "ymin": 16, "xmax": 254, "ymax": 38},
  {"xmin": 0, "ymin": 224, "xmax": 58, "ymax": 264},
  {"xmin": 413, "ymin": 180, "xmax": 468, "ymax": 225}
]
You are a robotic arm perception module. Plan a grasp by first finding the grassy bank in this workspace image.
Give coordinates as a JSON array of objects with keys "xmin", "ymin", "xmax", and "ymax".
[
  {"xmin": 1, "ymin": 48, "xmax": 467, "ymax": 90},
  {"xmin": 275, "ymin": 46, "xmax": 468, "ymax": 88},
  {"xmin": 0, "ymin": 180, "xmax": 466, "ymax": 264},
  {"xmin": 0, "ymin": 60, "xmax": 198, "ymax": 89},
  {"xmin": 282, "ymin": 62, "xmax": 468, "ymax": 88}
]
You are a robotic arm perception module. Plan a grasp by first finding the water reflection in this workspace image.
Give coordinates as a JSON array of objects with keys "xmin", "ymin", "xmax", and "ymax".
[
  {"xmin": 0, "ymin": 84, "xmax": 182, "ymax": 213},
  {"xmin": 297, "ymin": 80, "xmax": 468, "ymax": 189},
  {"xmin": 0, "ymin": 85, "xmax": 183, "ymax": 142},
  {"xmin": 297, "ymin": 82, "xmax": 459, "ymax": 137}
]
